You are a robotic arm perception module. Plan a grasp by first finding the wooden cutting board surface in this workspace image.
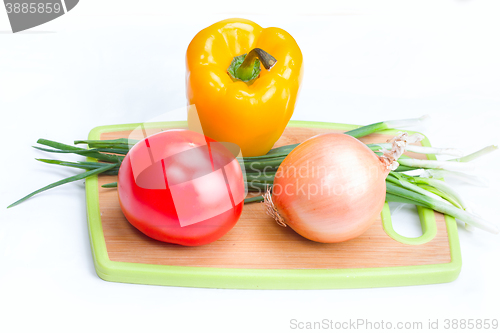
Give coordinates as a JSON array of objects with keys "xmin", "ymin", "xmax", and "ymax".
[{"xmin": 95, "ymin": 126, "xmax": 451, "ymax": 270}]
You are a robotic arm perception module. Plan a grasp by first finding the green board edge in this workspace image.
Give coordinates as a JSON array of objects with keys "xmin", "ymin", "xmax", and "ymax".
[{"xmin": 85, "ymin": 120, "xmax": 462, "ymax": 289}]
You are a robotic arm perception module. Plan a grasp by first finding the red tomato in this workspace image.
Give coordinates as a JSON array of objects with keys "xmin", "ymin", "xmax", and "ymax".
[{"xmin": 118, "ymin": 129, "xmax": 245, "ymax": 246}]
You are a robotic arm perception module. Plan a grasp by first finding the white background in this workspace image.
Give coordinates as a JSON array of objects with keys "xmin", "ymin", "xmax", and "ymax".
[{"xmin": 1, "ymin": 1, "xmax": 500, "ymax": 332}]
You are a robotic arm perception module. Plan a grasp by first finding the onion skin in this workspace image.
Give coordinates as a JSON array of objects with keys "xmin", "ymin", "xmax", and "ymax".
[{"xmin": 272, "ymin": 133, "xmax": 390, "ymax": 243}]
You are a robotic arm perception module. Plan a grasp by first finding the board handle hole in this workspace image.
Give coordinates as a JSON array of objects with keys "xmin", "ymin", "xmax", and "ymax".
[
  {"xmin": 381, "ymin": 202, "xmax": 437, "ymax": 245},
  {"xmin": 388, "ymin": 203, "xmax": 423, "ymax": 238}
]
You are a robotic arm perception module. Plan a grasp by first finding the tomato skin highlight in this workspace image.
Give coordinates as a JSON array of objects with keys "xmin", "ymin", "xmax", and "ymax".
[{"xmin": 117, "ymin": 130, "xmax": 244, "ymax": 246}]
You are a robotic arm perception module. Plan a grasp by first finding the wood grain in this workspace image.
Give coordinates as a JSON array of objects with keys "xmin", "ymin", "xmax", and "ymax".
[{"xmin": 97, "ymin": 126, "xmax": 451, "ymax": 269}]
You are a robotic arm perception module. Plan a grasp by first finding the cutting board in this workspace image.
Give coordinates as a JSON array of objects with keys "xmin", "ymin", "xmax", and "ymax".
[{"xmin": 85, "ymin": 120, "xmax": 461, "ymax": 289}]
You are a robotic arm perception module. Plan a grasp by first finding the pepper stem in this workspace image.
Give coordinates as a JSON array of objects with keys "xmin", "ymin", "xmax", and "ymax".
[{"xmin": 227, "ymin": 48, "xmax": 277, "ymax": 83}]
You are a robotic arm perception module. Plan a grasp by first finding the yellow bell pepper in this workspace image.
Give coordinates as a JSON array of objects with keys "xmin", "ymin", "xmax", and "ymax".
[{"xmin": 186, "ymin": 18, "xmax": 303, "ymax": 157}]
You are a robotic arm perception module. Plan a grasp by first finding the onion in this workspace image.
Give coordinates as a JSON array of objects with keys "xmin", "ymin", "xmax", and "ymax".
[{"xmin": 264, "ymin": 132, "xmax": 421, "ymax": 243}]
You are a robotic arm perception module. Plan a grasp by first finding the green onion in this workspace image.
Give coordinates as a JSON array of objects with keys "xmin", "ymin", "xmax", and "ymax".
[
  {"xmin": 386, "ymin": 183, "xmax": 498, "ymax": 234},
  {"xmin": 421, "ymin": 169, "xmax": 488, "ymax": 187},
  {"xmin": 407, "ymin": 174, "xmax": 468, "ymax": 210},
  {"xmin": 343, "ymin": 114, "xmax": 428, "ymax": 139},
  {"xmin": 244, "ymin": 195, "xmax": 265, "ymax": 204},
  {"xmin": 386, "ymin": 172, "xmax": 449, "ymax": 204},
  {"xmin": 368, "ymin": 143, "xmax": 462, "ymax": 157},
  {"xmin": 397, "ymin": 158, "xmax": 474, "ymax": 172},
  {"xmin": 36, "ymin": 159, "xmax": 119, "ymax": 175},
  {"xmin": 8, "ymin": 163, "xmax": 117, "ymax": 208},
  {"xmin": 397, "ymin": 145, "xmax": 498, "ymax": 171},
  {"xmin": 75, "ymin": 138, "xmax": 138, "ymax": 148},
  {"xmin": 36, "ymin": 139, "xmax": 123, "ymax": 163},
  {"xmin": 449, "ymin": 145, "xmax": 498, "ymax": 162}
]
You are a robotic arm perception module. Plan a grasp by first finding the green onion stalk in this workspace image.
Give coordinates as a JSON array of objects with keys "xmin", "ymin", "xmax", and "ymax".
[{"xmin": 7, "ymin": 116, "xmax": 498, "ymax": 234}]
